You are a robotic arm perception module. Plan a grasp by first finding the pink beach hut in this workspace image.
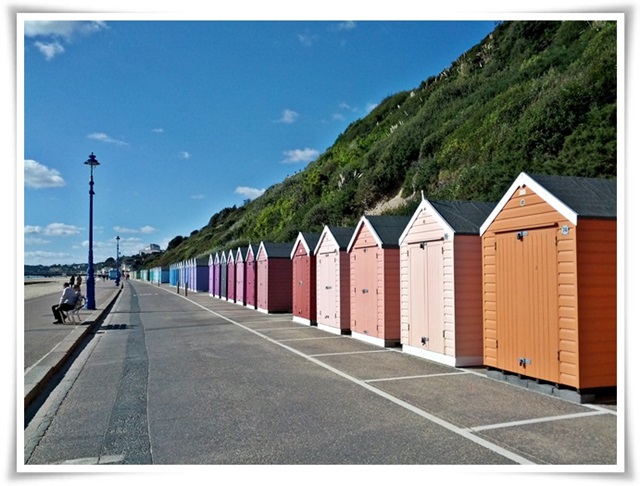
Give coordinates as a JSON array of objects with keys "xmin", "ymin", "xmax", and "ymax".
[
  {"xmin": 256, "ymin": 241, "xmax": 294, "ymax": 314},
  {"xmin": 347, "ymin": 215, "xmax": 410, "ymax": 347},
  {"xmin": 219, "ymin": 251, "xmax": 228, "ymax": 300},
  {"xmin": 208, "ymin": 253, "xmax": 215, "ymax": 296},
  {"xmin": 227, "ymin": 249, "xmax": 236, "ymax": 303},
  {"xmin": 314, "ymin": 225, "xmax": 355, "ymax": 335},
  {"xmin": 213, "ymin": 252, "xmax": 222, "ymax": 298},
  {"xmin": 235, "ymin": 246, "xmax": 247, "ymax": 306},
  {"xmin": 245, "ymin": 244, "xmax": 259, "ymax": 309},
  {"xmin": 399, "ymin": 198, "xmax": 495, "ymax": 366},
  {"xmin": 290, "ymin": 232, "xmax": 321, "ymax": 325}
]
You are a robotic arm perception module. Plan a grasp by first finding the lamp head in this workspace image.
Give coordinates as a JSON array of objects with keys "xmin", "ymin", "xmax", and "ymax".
[{"xmin": 84, "ymin": 152, "xmax": 100, "ymax": 167}]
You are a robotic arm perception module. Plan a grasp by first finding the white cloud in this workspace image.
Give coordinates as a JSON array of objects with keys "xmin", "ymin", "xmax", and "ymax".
[
  {"xmin": 335, "ymin": 21, "xmax": 357, "ymax": 31},
  {"xmin": 366, "ymin": 102, "xmax": 379, "ymax": 113},
  {"xmin": 281, "ymin": 148, "xmax": 319, "ymax": 164},
  {"xmin": 42, "ymin": 223, "xmax": 81, "ymax": 236},
  {"xmin": 87, "ymin": 132, "xmax": 128, "ymax": 146},
  {"xmin": 235, "ymin": 186, "xmax": 265, "ymax": 200},
  {"xmin": 152, "ymin": 128, "xmax": 164, "ymax": 133},
  {"xmin": 24, "ymin": 225, "xmax": 42, "ymax": 235},
  {"xmin": 113, "ymin": 225, "xmax": 157, "ymax": 235},
  {"xmin": 276, "ymin": 109, "xmax": 299, "ymax": 124},
  {"xmin": 297, "ymin": 33, "xmax": 317, "ymax": 47},
  {"xmin": 179, "ymin": 151, "xmax": 191, "ymax": 159},
  {"xmin": 24, "ymin": 159, "xmax": 65, "ymax": 188},
  {"xmin": 24, "ymin": 21, "xmax": 107, "ymax": 39},
  {"xmin": 34, "ymin": 41, "xmax": 64, "ymax": 60},
  {"xmin": 25, "ymin": 236, "xmax": 49, "ymax": 245},
  {"xmin": 25, "ymin": 21, "xmax": 107, "ymax": 60},
  {"xmin": 339, "ymin": 102, "xmax": 358, "ymax": 112}
]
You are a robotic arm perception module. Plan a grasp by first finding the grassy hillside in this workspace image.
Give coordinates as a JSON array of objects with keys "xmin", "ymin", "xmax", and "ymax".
[{"xmin": 146, "ymin": 20, "xmax": 617, "ymax": 268}]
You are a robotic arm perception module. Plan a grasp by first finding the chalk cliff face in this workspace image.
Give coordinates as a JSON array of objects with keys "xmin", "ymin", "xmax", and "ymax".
[{"xmin": 147, "ymin": 20, "xmax": 618, "ymax": 268}]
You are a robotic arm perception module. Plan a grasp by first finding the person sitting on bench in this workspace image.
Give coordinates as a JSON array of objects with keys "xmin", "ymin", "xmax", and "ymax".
[{"xmin": 51, "ymin": 282, "xmax": 78, "ymax": 324}]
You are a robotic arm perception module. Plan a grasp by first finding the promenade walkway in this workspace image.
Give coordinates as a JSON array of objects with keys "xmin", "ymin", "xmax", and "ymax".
[{"xmin": 23, "ymin": 278, "xmax": 121, "ymax": 408}]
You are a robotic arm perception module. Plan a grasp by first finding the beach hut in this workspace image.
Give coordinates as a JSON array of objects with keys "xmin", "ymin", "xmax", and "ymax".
[
  {"xmin": 235, "ymin": 246, "xmax": 247, "ymax": 306},
  {"xmin": 194, "ymin": 256, "xmax": 209, "ymax": 292},
  {"xmin": 314, "ymin": 225, "xmax": 355, "ymax": 335},
  {"xmin": 245, "ymin": 244, "xmax": 259, "ymax": 309},
  {"xmin": 347, "ymin": 215, "xmax": 410, "ymax": 347},
  {"xmin": 256, "ymin": 241, "xmax": 294, "ymax": 314},
  {"xmin": 480, "ymin": 172, "xmax": 617, "ymax": 394},
  {"xmin": 399, "ymin": 198, "xmax": 496, "ymax": 367},
  {"xmin": 169, "ymin": 263, "xmax": 178, "ymax": 287},
  {"xmin": 219, "ymin": 251, "xmax": 228, "ymax": 300},
  {"xmin": 290, "ymin": 232, "xmax": 321, "ymax": 325},
  {"xmin": 209, "ymin": 253, "xmax": 216, "ymax": 297},
  {"xmin": 212, "ymin": 252, "xmax": 221, "ymax": 297},
  {"xmin": 227, "ymin": 249, "xmax": 236, "ymax": 303}
]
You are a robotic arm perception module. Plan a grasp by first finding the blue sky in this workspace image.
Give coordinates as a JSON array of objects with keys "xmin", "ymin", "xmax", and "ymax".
[
  {"xmin": 15, "ymin": 3, "xmax": 634, "ymax": 271},
  {"xmin": 21, "ymin": 16, "xmax": 502, "ymax": 266}
]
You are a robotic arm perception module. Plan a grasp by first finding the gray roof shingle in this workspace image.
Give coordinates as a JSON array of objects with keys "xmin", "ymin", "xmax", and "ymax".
[
  {"xmin": 528, "ymin": 173, "xmax": 617, "ymax": 219},
  {"xmin": 429, "ymin": 200, "xmax": 497, "ymax": 235},
  {"xmin": 365, "ymin": 215, "xmax": 411, "ymax": 248}
]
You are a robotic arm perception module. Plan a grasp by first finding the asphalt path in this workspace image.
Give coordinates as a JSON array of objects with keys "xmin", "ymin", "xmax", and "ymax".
[{"xmin": 22, "ymin": 279, "xmax": 619, "ymax": 470}]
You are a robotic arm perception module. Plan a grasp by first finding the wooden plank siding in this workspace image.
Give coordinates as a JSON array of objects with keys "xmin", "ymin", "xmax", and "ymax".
[
  {"xmin": 452, "ymin": 235, "xmax": 483, "ymax": 361},
  {"xmin": 482, "ymin": 174, "xmax": 616, "ymax": 391},
  {"xmin": 400, "ymin": 200, "xmax": 489, "ymax": 366},
  {"xmin": 576, "ymin": 218, "xmax": 617, "ymax": 388}
]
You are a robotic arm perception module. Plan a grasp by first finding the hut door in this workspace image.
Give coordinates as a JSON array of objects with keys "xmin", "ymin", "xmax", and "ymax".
[
  {"xmin": 408, "ymin": 242, "xmax": 444, "ymax": 352},
  {"xmin": 257, "ymin": 259, "xmax": 268, "ymax": 309},
  {"xmin": 496, "ymin": 227, "xmax": 559, "ymax": 383},
  {"xmin": 292, "ymin": 254, "xmax": 308, "ymax": 317},
  {"xmin": 352, "ymin": 248, "xmax": 377, "ymax": 336},
  {"xmin": 317, "ymin": 253, "xmax": 336, "ymax": 324}
]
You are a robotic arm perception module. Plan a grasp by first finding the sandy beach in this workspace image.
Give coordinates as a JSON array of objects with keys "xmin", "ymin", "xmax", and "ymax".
[{"xmin": 24, "ymin": 277, "xmax": 72, "ymax": 300}]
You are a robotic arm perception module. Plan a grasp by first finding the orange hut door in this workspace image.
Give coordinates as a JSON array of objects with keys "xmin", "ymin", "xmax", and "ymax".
[{"xmin": 496, "ymin": 227, "xmax": 559, "ymax": 383}]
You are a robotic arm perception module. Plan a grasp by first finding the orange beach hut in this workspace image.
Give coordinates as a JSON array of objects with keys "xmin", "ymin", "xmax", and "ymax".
[{"xmin": 480, "ymin": 172, "xmax": 617, "ymax": 395}]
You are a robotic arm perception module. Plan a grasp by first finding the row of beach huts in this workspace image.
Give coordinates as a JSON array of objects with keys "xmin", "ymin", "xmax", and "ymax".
[{"xmin": 134, "ymin": 172, "xmax": 618, "ymax": 398}]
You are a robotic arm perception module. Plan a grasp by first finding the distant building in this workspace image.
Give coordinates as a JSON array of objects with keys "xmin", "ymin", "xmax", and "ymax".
[{"xmin": 140, "ymin": 243, "xmax": 162, "ymax": 255}]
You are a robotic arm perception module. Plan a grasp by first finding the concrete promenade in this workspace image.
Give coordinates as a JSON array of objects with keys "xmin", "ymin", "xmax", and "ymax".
[
  {"xmin": 22, "ymin": 278, "xmax": 620, "ymax": 468},
  {"xmin": 23, "ymin": 278, "xmax": 122, "ymax": 408}
]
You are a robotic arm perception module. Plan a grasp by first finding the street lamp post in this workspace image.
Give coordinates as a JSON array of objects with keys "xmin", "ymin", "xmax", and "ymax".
[
  {"xmin": 84, "ymin": 152, "xmax": 100, "ymax": 310},
  {"xmin": 115, "ymin": 236, "xmax": 121, "ymax": 286}
]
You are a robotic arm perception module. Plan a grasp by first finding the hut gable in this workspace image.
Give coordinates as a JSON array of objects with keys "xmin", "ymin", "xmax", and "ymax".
[
  {"xmin": 348, "ymin": 215, "xmax": 410, "ymax": 251},
  {"xmin": 481, "ymin": 172, "xmax": 617, "ymax": 234},
  {"xmin": 291, "ymin": 232, "xmax": 321, "ymax": 258}
]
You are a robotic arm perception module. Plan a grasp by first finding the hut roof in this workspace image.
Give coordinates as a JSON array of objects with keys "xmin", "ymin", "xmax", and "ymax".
[{"xmin": 480, "ymin": 172, "xmax": 617, "ymax": 235}]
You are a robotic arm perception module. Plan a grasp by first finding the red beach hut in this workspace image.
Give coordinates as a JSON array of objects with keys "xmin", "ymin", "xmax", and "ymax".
[{"xmin": 256, "ymin": 241, "xmax": 294, "ymax": 314}]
